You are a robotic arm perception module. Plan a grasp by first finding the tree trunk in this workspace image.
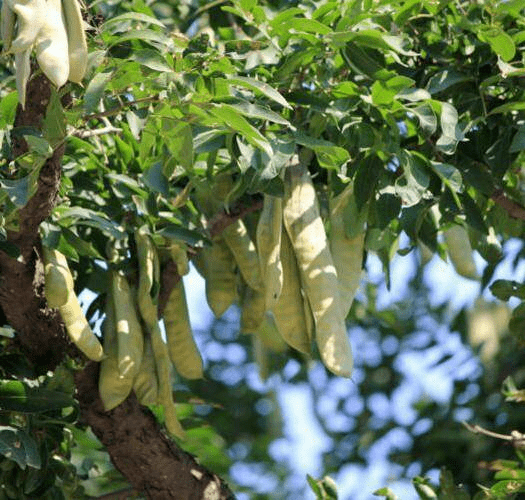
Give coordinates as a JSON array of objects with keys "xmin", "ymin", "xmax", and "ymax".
[{"xmin": 0, "ymin": 72, "xmax": 236, "ymax": 500}]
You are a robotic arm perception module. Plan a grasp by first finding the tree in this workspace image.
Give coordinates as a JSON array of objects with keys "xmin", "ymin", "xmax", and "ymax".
[{"xmin": 1, "ymin": 0, "xmax": 525, "ymax": 498}]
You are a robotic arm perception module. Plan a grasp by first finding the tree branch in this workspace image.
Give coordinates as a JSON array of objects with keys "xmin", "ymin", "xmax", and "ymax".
[
  {"xmin": 75, "ymin": 363, "xmax": 236, "ymax": 500},
  {"xmin": 491, "ymin": 189, "xmax": 525, "ymax": 221}
]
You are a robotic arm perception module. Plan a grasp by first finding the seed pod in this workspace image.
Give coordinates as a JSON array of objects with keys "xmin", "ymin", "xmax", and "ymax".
[
  {"xmin": 202, "ymin": 238, "xmax": 238, "ymax": 318},
  {"xmin": 168, "ymin": 242, "xmax": 190, "ymax": 276},
  {"xmin": 163, "ymin": 279, "xmax": 203, "ymax": 380},
  {"xmin": 99, "ymin": 297, "xmax": 133, "ymax": 411},
  {"xmin": 1, "ymin": 0, "xmax": 15, "ymax": 52},
  {"xmin": 271, "ymin": 228, "xmax": 311, "ymax": 354},
  {"xmin": 42, "ymin": 246, "xmax": 104, "ymax": 361},
  {"xmin": 42, "ymin": 246, "xmax": 73, "ymax": 308},
  {"xmin": 135, "ymin": 228, "xmax": 160, "ymax": 327},
  {"xmin": 240, "ymin": 281, "xmax": 266, "ymax": 335},
  {"xmin": 61, "ymin": 0, "xmax": 87, "ymax": 83},
  {"xmin": 135, "ymin": 227, "xmax": 185, "ymax": 438},
  {"xmin": 329, "ymin": 183, "xmax": 365, "ymax": 319},
  {"xmin": 444, "ymin": 224, "xmax": 479, "ymax": 280},
  {"xmin": 150, "ymin": 319, "xmax": 186, "ymax": 439},
  {"xmin": 133, "ymin": 332, "xmax": 159, "ymax": 406},
  {"xmin": 283, "ymin": 159, "xmax": 353, "ymax": 377},
  {"xmin": 14, "ymin": 48, "xmax": 30, "ymax": 108},
  {"xmin": 256, "ymin": 195, "xmax": 283, "ymax": 309},
  {"xmin": 223, "ymin": 218, "xmax": 264, "ymax": 292},
  {"xmin": 110, "ymin": 271, "xmax": 144, "ymax": 379},
  {"xmin": 7, "ymin": 0, "xmax": 46, "ymax": 53},
  {"xmin": 34, "ymin": 0, "xmax": 69, "ymax": 87}
]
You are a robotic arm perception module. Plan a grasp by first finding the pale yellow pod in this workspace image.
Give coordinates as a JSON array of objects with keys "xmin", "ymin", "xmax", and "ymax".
[
  {"xmin": 14, "ymin": 48, "xmax": 30, "ymax": 108},
  {"xmin": 240, "ymin": 282, "xmax": 266, "ymax": 335},
  {"xmin": 223, "ymin": 218, "xmax": 264, "ymax": 292},
  {"xmin": 7, "ymin": 0, "xmax": 45, "ymax": 52},
  {"xmin": 133, "ymin": 332, "xmax": 159, "ymax": 406},
  {"xmin": 42, "ymin": 246, "xmax": 73, "ymax": 308},
  {"xmin": 283, "ymin": 160, "xmax": 353, "ymax": 378},
  {"xmin": 202, "ymin": 238, "xmax": 238, "ymax": 318},
  {"xmin": 58, "ymin": 296, "xmax": 104, "ymax": 361},
  {"xmin": 99, "ymin": 297, "xmax": 133, "ymax": 411},
  {"xmin": 149, "ymin": 319, "xmax": 185, "ymax": 439},
  {"xmin": 256, "ymin": 195, "xmax": 283, "ymax": 309},
  {"xmin": 61, "ymin": 0, "xmax": 88, "ymax": 83},
  {"xmin": 34, "ymin": 0, "xmax": 69, "ymax": 87},
  {"xmin": 42, "ymin": 247, "xmax": 103, "ymax": 361},
  {"xmin": 168, "ymin": 242, "xmax": 190, "ymax": 276},
  {"xmin": 329, "ymin": 182, "xmax": 365, "ymax": 319},
  {"xmin": 135, "ymin": 228, "xmax": 160, "ymax": 327},
  {"xmin": 1, "ymin": 0, "xmax": 15, "ymax": 52},
  {"xmin": 252, "ymin": 334, "xmax": 269, "ymax": 381},
  {"xmin": 255, "ymin": 313, "xmax": 287, "ymax": 353},
  {"xmin": 163, "ymin": 279, "xmax": 203, "ymax": 380},
  {"xmin": 135, "ymin": 228, "xmax": 185, "ymax": 438},
  {"xmin": 110, "ymin": 271, "xmax": 144, "ymax": 379},
  {"xmin": 444, "ymin": 224, "xmax": 479, "ymax": 280},
  {"xmin": 271, "ymin": 228, "xmax": 311, "ymax": 354}
]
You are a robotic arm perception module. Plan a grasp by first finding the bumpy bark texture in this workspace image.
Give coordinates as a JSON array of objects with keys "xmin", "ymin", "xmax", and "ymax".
[
  {"xmin": 0, "ymin": 73, "xmax": 236, "ymax": 499},
  {"xmin": 76, "ymin": 363, "xmax": 235, "ymax": 500},
  {"xmin": 0, "ymin": 72, "xmax": 70, "ymax": 372}
]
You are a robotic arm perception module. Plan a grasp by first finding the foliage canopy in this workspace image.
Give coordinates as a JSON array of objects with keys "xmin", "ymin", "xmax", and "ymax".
[{"xmin": 2, "ymin": 0, "xmax": 525, "ymax": 498}]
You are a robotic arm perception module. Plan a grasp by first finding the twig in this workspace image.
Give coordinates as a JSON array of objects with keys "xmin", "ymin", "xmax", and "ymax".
[
  {"xmin": 83, "ymin": 96, "xmax": 160, "ymax": 121},
  {"xmin": 491, "ymin": 189, "xmax": 525, "ymax": 221},
  {"xmin": 209, "ymin": 197, "xmax": 263, "ymax": 238},
  {"xmin": 463, "ymin": 421, "xmax": 525, "ymax": 447},
  {"xmin": 95, "ymin": 487, "xmax": 137, "ymax": 499},
  {"xmin": 74, "ymin": 126, "xmax": 123, "ymax": 138}
]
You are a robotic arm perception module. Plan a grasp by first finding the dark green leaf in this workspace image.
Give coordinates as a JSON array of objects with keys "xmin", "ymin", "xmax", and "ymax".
[
  {"xmin": 0, "ymin": 380, "xmax": 74, "ymax": 414},
  {"xmin": 84, "ymin": 70, "xmax": 114, "ymax": 114}
]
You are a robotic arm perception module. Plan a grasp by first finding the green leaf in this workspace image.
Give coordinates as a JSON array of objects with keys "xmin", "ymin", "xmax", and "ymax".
[
  {"xmin": 430, "ymin": 162, "xmax": 462, "ymax": 193},
  {"xmin": 0, "ymin": 92, "xmax": 18, "ymax": 128},
  {"xmin": 84, "ymin": 70, "xmax": 114, "ymax": 114},
  {"xmin": 61, "ymin": 227, "xmax": 103, "ymax": 259},
  {"xmin": 101, "ymin": 12, "xmax": 167, "ymax": 29},
  {"xmin": 0, "ymin": 172, "xmax": 39, "ymax": 208},
  {"xmin": 410, "ymin": 104, "xmax": 438, "ymax": 135},
  {"xmin": 163, "ymin": 121, "xmax": 193, "ymax": 174},
  {"xmin": 43, "ymin": 89, "xmax": 66, "ymax": 148},
  {"xmin": 436, "ymin": 102, "xmax": 463, "ymax": 154},
  {"xmin": 24, "ymin": 135, "xmax": 52, "ymax": 158},
  {"xmin": 0, "ymin": 426, "xmax": 41, "ymax": 470},
  {"xmin": 129, "ymin": 49, "xmax": 172, "ymax": 72},
  {"xmin": 157, "ymin": 224, "xmax": 209, "ymax": 247},
  {"xmin": 210, "ymin": 104, "xmax": 272, "ymax": 156},
  {"xmin": 510, "ymin": 125, "xmax": 525, "ymax": 152},
  {"xmin": 53, "ymin": 206, "xmax": 124, "ymax": 239},
  {"xmin": 477, "ymin": 26, "xmax": 516, "ymax": 62},
  {"xmin": 142, "ymin": 161, "xmax": 169, "ymax": 197},
  {"xmin": 226, "ymin": 76, "xmax": 292, "ymax": 109},
  {"xmin": 226, "ymin": 101, "xmax": 291, "ymax": 126},
  {"xmin": 306, "ymin": 474, "xmax": 323, "ymax": 498},
  {"xmin": 0, "ymin": 380, "xmax": 74, "ymax": 414},
  {"xmin": 490, "ymin": 279, "xmax": 525, "ymax": 301},
  {"xmin": 107, "ymin": 29, "xmax": 173, "ymax": 49},
  {"xmin": 426, "ymin": 70, "xmax": 471, "ymax": 95},
  {"xmin": 373, "ymin": 487, "xmax": 398, "ymax": 499},
  {"xmin": 286, "ymin": 17, "xmax": 332, "ymax": 36},
  {"xmin": 295, "ymin": 135, "xmax": 349, "ymax": 171}
]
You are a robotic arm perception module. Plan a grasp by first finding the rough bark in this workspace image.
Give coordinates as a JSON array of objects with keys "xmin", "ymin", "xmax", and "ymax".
[
  {"xmin": 0, "ymin": 72, "xmax": 236, "ymax": 499},
  {"xmin": 0, "ymin": 72, "xmax": 70, "ymax": 372},
  {"xmin": 76, "ymin": 363, "xmax": 235, "ymax": 500}
]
